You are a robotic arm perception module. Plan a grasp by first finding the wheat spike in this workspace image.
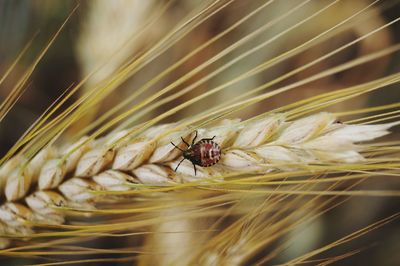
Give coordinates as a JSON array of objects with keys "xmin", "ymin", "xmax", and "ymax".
[
  {"xmin": 0, "ymin": 111, "xmax": 396, "ymax": 248},
  {"xmin": 1, "ymin": 0, "xmax": 399, "ymax": 264}
]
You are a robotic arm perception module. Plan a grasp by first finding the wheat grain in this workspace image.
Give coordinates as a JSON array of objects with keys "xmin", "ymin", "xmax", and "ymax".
[{"xmin": 0, "ymin": 111, "xmax": 396, "ymax": 248}]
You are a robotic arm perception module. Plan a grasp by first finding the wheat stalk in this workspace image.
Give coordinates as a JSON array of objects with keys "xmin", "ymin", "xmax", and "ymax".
[{"xmin": 0, "ymin": 111, "xmax": 396, "ymax": 249}]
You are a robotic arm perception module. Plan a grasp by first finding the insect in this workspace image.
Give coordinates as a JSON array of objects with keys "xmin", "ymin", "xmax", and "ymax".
[{"xmin": 171, "ymin": 130, "xmax": 221, "ymax": 175}]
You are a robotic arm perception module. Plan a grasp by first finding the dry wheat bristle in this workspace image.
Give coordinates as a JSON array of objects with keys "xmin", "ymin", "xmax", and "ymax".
[{"xmin": 0, "ymin": 112, "xmax": 396, "ymax": 248}]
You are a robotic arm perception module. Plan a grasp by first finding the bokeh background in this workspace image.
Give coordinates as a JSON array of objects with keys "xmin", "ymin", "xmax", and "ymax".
[{"xmin": 0, "ymin": 0, "xmax": 399, "ymax": 265}]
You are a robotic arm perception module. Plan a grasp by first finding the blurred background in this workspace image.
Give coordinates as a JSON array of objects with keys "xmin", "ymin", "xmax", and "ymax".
[{"xmin": 0, "ymin": 0, "xmax": 399, "ymax": 265}]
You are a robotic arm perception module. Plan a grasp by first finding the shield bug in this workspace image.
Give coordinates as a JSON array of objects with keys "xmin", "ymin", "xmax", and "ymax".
[{"xmin": 171, "ymin": 131, "xmax": 221, "ymax": 175}]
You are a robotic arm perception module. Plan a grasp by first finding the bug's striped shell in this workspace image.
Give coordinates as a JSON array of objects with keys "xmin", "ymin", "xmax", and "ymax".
[{"xmin": 186, "ymin": 139, "xmax": 221, "ymax": 167}]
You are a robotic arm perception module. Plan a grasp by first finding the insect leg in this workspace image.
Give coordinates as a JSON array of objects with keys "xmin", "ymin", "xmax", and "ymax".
[
  {"xmin": 171, "ymin": 142, "xmax": 184, "ymax": 152},
  {"xmin": 181, "ymin": 137, "xmax": 190, "ymax": 147},
  {"xmin": 174, "ymin": 158, "xmax": 185, "ymax": 172},
  {"xmin": 203, "ymin": 136, "xmax": 216, "ymax": 141},
  {"xmin": 192, "ymin": 162, "xmax": 197, "ymax": 176},
  {"xmin": 191, "ymin": 130, "xmax": 198, "ymax": 146}
]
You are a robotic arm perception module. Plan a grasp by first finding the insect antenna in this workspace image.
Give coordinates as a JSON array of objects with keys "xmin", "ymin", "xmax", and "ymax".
[
  {"xmin": 174, "ymin": 157, "xmax": 186, "ymax": 172},
  {"xmin": 181, "ymin": 137, "xmax": 190, "ymax": 147},
  {"xmin": 170, "ymin": 142, "xmax": 184, "ymax": 152},
  {"xmin": 191, "ymin": 130, "xmax": 198, "ymax": 145}
]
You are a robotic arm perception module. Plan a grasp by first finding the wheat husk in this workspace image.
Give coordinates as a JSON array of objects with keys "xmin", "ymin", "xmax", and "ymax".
[{"xmin": 0, "ymin": 112, "xmax": 396, "ymax": 248}]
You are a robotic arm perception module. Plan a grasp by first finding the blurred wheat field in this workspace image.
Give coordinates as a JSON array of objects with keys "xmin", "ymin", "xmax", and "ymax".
[{"xmin": 0, "ymin": 0, "xmax": 399, "ymax": 265}]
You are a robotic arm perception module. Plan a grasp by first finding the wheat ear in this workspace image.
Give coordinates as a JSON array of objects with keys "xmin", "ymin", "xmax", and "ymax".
[{"xmin": 0, "ymin": 111, "xmax": 396, "ymax": 248}]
